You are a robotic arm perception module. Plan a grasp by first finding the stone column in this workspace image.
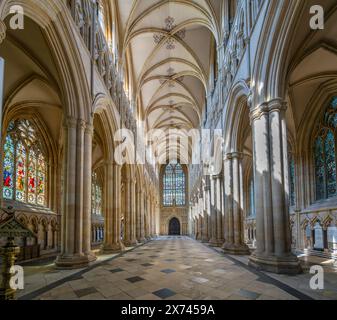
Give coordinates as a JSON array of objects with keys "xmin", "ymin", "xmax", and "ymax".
[
  {"xmin": 194, "ymin": 199, "xmax": 198, "ymax": 237},
  {"xmin": 102, "ymin": 162, "xmax": 124, "ymax": 252},
  {"xmin": 145, "ymin": 196, "xmax": 151, "ymax": 239},
  {"xmin": 123, "ymin": 178, "xmax": 131, "ymax": 245},
  {"xmin": 206, "ymin": 177, "xmax": 212, "ymax": 241},
  {"xmin": 150, "ymin": 197, "xmax": 154, "ymax": 237},
  {"xmin": 56, "ymin": 118, "xmax": 96, "ymax": 268},
  {"xmin": 83, "ymin": 122, "xmax": 95, "ymax": 258},
  {"xmin": 223, "ymin": 154, "xmax": 233, "ymax": 246},
  {"xmin": 215, "ymin": 175, "xmax": 224, "ymax": 245},
  {"xmin": 139, "ymin": 190, "xmax": 146, "ymax": 242},
  {"xmin": 155, "ymin": 201, "xmax": 160, "ymax": 236},
  {"xmin": 197, "ymin": 193, "xmax": 202, "ymax": 240},
  {"xmin": 151, "ymin": 199, "xmax": 154, "ymax": 237},
  {"xmin": 223, "ymin": 153, "xmax": 249, "ymax": 254},
  {"xmin": 248, "ymin": 99, "xmax": 301, "ymax": 274},
  {"xmin": 201, "ymin": 179, "xmax": 210, "ymax": 242},
  {"xmin": 221, "ymin": 176, "xmax": 226, "ymax": 241},
  {"xmin": 74, "ymin": 120, "xmax": 85, "ymax": 255},
  {"xmin": 194, "ymin": 200, "xmax": 198, "ymax": 239},
  {"xmin": 209, "ymin": 176, "xmax": 223, "ymax": 246},
  {"xmin": 136, "ymin": 187, "xmax": 141, "ymax": 241},
  {"xmin": 131, "ymin": 179, "xmax": 138, "ymax": 244},
  {"xmin": 124, "ymin": 178, "xmax": 137, "ymax": 246},
  {"xmin": 209, "ymin": 176, "xmax": 217, "ymax": 245},
  {"xmin": 153, "ymin": 200, "xmax": 158, "ymax": 237}
]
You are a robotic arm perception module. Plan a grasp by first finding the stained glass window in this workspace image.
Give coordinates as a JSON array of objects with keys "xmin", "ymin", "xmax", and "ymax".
[
  {"xmin": 3, "ymin": 135, "xmax": 14, "ymax": 200},
  {"xmin": 163, "ymin": 162, "xmax": 186, "ymax": 207},
  {"xmin": 92, "ymin": 172, "xmax": 103, "ymax": 215},
  {"xmin": 314, "ymin": 97, "xmax": 337, "ymax": 200},
  {"xmin": 2, "ymin": 119, "xmax": 47, "ymax": 206},
  {"xmin": 37, "ymin": 154, "xmax": 46, "ymax": 206},
  {"xmin": 28, "ymin": 149, "xmax": 36, "ymax": 204}
]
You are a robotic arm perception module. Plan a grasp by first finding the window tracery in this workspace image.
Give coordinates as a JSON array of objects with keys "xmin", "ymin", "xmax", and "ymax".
[
  {"xmin": 163, "ymin": 162, "xmax": 186, "ymax": 207},
  {"xmin": 314, "ymin": 97, "xmax": 337, "ymax": 201},
  {"xmin": 92, "ymin": 171, "xmax": 103, "ymax": 215},
  {"xmin": 3, "ymin": 119, "xmax": 47, "ymax": 206}
]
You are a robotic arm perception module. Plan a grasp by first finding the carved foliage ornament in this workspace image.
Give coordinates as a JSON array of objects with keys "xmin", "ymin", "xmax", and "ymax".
[{"xmin": 153, "ymin": 16, "xmax": 186, "ymax": 50}]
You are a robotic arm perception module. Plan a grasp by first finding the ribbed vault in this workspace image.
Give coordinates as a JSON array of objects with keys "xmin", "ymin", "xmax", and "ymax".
[{"xmin": 116, "ymin": 0, "xmax": 220, "ymax": 162}]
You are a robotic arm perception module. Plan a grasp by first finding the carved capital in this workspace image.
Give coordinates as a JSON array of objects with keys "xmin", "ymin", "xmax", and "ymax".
[
  {"xmin": 268, "ymin": 99, "xmax": 287, "ymax": 113},
  {"xmin": 85, "ymin": 120, "xmax": 94, "ymax": 135},
  {"xmin": 77, "ymin": 119, "xmax": 86, "ymax": 131},
  {"xmin": 64, "ymin": 117, "xmax": 77, "ymax": 129},
  {"xmin": 250, "ymin": 99, "xmax": 287, "ymax": 122},
  {"xmin": 249, "ymin": 102, "xmax": 269, "ymax": 122},
  {"xmin": 230, "ymin": 151, "xmax": 244, "ymax": 160}
]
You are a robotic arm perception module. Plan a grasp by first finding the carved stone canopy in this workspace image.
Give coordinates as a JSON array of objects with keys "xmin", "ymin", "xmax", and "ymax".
[{"xmin": 0, "ymin": 208, "xmax": 36, "ymax": 238}]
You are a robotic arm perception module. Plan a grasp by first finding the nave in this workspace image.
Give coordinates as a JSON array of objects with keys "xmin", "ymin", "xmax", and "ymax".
[
  {"xmin": 18, "ymin": 237, "xmax": 337, "ymax": 300},
  {"xmin": 1, "ymin": 0, "xmax": 337, "ymax": 302}
]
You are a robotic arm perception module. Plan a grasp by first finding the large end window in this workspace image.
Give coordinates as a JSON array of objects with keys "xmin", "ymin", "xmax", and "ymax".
[{"xmin": 163, "ymin": 162, "xmax": 186, "ymax": 207}]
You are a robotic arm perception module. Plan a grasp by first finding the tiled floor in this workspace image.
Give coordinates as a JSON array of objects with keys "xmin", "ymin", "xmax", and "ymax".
[{"xmin": 15, "ymin": 236, "xmax": 337, "ymax": 300}]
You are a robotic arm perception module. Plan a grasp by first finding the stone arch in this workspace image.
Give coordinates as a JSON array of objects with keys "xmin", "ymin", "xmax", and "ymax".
[
  {"xmin": 1, "ymin": 106, "xmax": 58, "ymax": 209},
  {"xmin": 297, "ymin": 80, "xmax": 337, "ymax": 206},
  {"xmin": 0, "ymin": 0, "xmax": 92, "ymax": 120},
  {"xmin": 250, "ymin": 0, "xmax": 303, "ymax": 104},
  {"xmin": 17, "ymin": 213, "xmax": 28, "ymax": 227},
  {"xmin": 29, "ymin": 215, "xmax": 39, "ymax": 234},
  {"xmin": 92, "ymin": 93, "xmax": 121, "ymax": 139},
  {"xmin": 223, "ymin": 80, "xmax": 250, "ymax": 153}
]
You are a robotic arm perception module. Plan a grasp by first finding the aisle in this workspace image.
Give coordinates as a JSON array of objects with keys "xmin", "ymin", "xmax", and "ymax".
[{"xmin": 29, "ymin": 237, "xmax": 304, "ymax": 300}]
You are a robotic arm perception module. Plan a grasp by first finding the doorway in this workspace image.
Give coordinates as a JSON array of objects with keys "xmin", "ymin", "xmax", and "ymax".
[{"xmin": 169, "ymin": 218, "xmax": 181, "ymax": 235}]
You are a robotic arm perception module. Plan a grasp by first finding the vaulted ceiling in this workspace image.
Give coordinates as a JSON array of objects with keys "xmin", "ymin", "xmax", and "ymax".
[{"xmin": 115, "ymin": 0, "xmax": 221, "ymax": 162}]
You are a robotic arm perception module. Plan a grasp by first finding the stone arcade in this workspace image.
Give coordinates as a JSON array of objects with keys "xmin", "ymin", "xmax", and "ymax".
[{"xmin": 0, "ymin": 0, "xmax": 337, "ymax": 301}]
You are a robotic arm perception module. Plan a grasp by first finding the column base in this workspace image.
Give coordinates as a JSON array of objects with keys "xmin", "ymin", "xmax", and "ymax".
[
  {"xmin": 55, "ymin": 253, "xmax": 96, "ymax": 269},
  {"xmin": 102, "ymin": 242, "xmax": 125, "ymax": 253},
  {"xmin": 124, "ymin": 239, "xmax": 138, "ymax": 247},
  {"xmin": 0, "ymin": 288, "xmax": 16, "ymax": 300},
  {"xmin": 137, "ymin": 237, "xmax": 146, "ymax": 243},
  {"xmin": 201, "ymin": 237, "xmax": 210, "ymax": 243},
  {"xmin": 249, "ymin": 252, "xmax": 302, "ymax": 274},
  {"xmin": 223, "ymin": 243, "xmax": 250, "ymax": 255},
  {"xmin": 209, "ymin": 238, "xmax": 224, "ymax": 247}
]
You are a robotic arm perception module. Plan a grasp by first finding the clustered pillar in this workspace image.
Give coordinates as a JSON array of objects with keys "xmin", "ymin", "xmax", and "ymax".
[
  {"xmin": 56, "ymin": 118, "xmax": 96, "ymax": 268},
  {"xmin": 102, "ymin": 162, "xmax": 124, "ymax": 252},
  {"xmin": 209, "ymin": 175, "xmax": 224, "ymax": 246},
  {"xmin": 222, "ymin": 153, "xmax": 250, "ymax": 255},
  {"xmin": 202, "ymin": 177, "xmax": 211, "ymax": 242},
  {"xmin": 124, "ymin": 179, "xmax": 138, "ymax": 246},
  {"xmin": 248, "ymin": 99, "xmax": 301, "ymax": 274}
]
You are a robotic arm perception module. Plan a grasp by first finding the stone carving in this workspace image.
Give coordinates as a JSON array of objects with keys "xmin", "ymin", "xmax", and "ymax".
[
  {"xmin": 0, "ymin": 20, "xmax": 6, "ymax": 44},
  {"xmin": 153, "ymin": 16, "xmax": 186, "ymax": 50}
]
